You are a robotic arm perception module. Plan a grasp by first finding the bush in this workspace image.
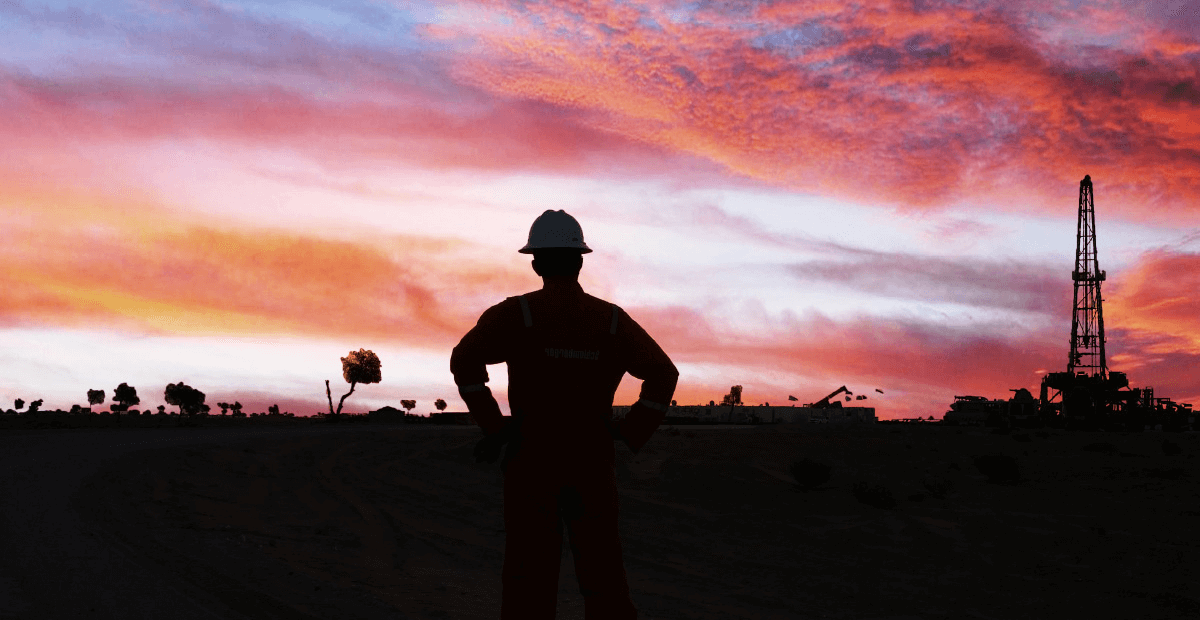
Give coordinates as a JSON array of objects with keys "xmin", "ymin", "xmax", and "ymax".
[
  {"xmin": 852, "ymin": 481, "xmax": 896, "ymax": 509},
  {"xmin": 922, "ymin": 475, "xmax": 954, "ymax": 499},
  {"xmin": 789, "ymin": 457, "xmax": 832, "ymax": 490},
  {"xmin": 974, "ymin": 454, "xmax": 1020, "ymax": 484},
  {"xmin": 1082, "ymin": 442, "xmax": 1118, "ymax": 454}
]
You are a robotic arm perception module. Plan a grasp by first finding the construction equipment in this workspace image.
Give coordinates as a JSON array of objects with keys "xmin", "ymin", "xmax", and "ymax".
[{"xmin": 807, "ymin": 386, "xmax": 851, "ymax": 409}]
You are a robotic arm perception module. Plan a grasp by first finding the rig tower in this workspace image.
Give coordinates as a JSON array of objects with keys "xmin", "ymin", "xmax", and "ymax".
[{"xmin": 1068, "ymin": 175, "xmax": 1107, "ymax": 378}]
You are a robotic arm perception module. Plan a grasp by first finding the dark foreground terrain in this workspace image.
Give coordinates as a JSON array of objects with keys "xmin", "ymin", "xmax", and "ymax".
[{"xmin": 2, "ymin": 423, "xmax": 1198, "ymax": 619}]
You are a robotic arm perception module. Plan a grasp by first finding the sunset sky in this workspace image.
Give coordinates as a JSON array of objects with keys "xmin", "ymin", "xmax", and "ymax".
[{"xmin": 3, "ymin": 0, "xmax": 1198, "ymax": 419}]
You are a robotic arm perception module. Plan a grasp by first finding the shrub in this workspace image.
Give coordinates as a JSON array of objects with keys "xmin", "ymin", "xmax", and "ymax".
[
  {"xmin": 974, "ymin": 454, "xmax": 1020, "ymax": 484},
  {"xmin": 922, "ymin": 475, "xmax": 954, "ymax": 499},
  {"xmin": 852, "ymin": 481, "xmax": 896, "ymax": 509},
  {"xmin": 1082, "ymin": 442, "xmax": 1118, "ymax": 454},
  {"xmin": 789, "ymin": 457, "xmax": 832, "ymax": 490}
]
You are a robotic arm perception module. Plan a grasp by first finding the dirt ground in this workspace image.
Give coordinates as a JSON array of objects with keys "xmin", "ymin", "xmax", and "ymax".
[{"xmin": 32, "ymin": 424, "xmax": 1200, "ymax": 619}]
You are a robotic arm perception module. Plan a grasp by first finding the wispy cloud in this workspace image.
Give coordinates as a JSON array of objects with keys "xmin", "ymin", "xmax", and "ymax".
[
  {"xmin": 443, "ymin": 0, "xmax": 1200, "ymax": 217},
  {"xmin": 0, "ymin": 183, "xmax": 536, "ymax": 346}
]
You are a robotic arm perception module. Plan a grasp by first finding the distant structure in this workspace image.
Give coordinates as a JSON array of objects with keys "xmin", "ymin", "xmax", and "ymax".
[
  {"xmin": 1067, "ymin": 175, "xmax": 1107, "ymax": 378},
  {"xmin": 945, "ymin": 175, "xmax": 1193, "ymax": 431},
  {"xmin": 613, "ymin": 385, "xmax": 876, "ymax": 425}
]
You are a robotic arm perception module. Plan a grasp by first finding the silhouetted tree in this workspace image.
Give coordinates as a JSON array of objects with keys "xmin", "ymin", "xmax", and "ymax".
[
  {"xmin": 269, "ymin": 404, "xmax": 279, "ymax": 415},
  {"xmin": 434, "ymin": 399, "xmax": 447, "ymax": 412},
  {"xmin": 720, "ymin": 386, "xmax": 743, "ymax": 406},
  {"xmin": 217, "ymin": 402, "xmax": 229, "ymax": 415},
  {"xmin": 88, "ymin": 390, "xmax": 104, "ymax": 408},
  {"xmin": 113, "ymin": 383, "xmax": 139, "ymax": 410},
  {"xmin": 164, "ymin": 382, "xmax": 206, "ymax": 416},
  {"xmin": 156, "ymin": 405, "xmax": 166, "ymax": 415},
  {"xmin": 401, "ymin": 400, "xmax": 416, "ymax": 415},
  {"xmin": 231, "ymin": 401, "xmax": 243, "ymax": 417},
  {"xmin": 327, "ymin": 348, "xmax": 382, "ymax": 415},
  {"xmin": 70, "ymin": 404, "xmax": 82, "ymax": 415},
  {"xmin": 13, "ymin": 399, "xmax": 24, "ymax": 412},
  {"xmin": 27, "ymin": 399, "xmax": 43, "ymax": 414}
]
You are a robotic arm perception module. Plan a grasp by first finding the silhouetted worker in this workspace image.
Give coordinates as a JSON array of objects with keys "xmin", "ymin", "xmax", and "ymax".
[{"xmin": 451, "ymin": 209, "xmax": 678, "ymax": 620}]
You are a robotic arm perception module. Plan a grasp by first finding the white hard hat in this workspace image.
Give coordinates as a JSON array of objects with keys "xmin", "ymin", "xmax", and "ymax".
[{"xmin": 518, "ymin": 210, "xmax": 592, "ymax": 254}]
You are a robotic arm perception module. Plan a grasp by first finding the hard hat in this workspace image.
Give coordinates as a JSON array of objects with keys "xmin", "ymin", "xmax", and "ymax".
[{"xmin": 518, "ymin": 209, "xmax": 592, "ymax": 254}]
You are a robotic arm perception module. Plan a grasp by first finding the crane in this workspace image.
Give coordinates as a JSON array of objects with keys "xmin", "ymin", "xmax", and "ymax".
[{"xmin": 807, "ymin": 386, "xmax": 851, "ymax": 409}]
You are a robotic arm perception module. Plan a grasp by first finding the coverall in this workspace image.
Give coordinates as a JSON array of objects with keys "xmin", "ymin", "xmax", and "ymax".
[{"xmin": 451, "ymin": 282, "xmax": 678, "ymax": 620}]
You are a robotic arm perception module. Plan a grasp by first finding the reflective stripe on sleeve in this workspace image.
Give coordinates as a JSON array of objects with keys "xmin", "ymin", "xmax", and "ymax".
[
  {"xmin": 636, "ymin": 398, "xmax": 668, "ymax": 412},
  {"xmin": 610, "ymin": 304, "xmax": 619, "ymax": 335},
  {"xmin": 519, "ymin": 296, "xmax": 532, "ymax": 328},
  {"xmin": 459, "ymin": 383, "xmax": 488, "ymax": 393}
]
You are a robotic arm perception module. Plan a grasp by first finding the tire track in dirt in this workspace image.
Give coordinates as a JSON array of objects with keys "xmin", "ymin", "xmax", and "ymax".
[{"xmin": 315, "ymin": 441, "xmax": 397, "ymax": 573}]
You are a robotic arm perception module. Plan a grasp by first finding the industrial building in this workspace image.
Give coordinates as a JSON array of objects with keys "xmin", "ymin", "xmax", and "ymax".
[{"xmin": 612, "ymin": 403, "xmax": 876, "ymax": 425}]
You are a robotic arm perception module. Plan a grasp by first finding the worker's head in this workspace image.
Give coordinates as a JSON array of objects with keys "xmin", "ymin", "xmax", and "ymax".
[
  {"xmin": 520, "ymin": 209, "xmax": 590, "ymax": 280},
  {"xmin": 531, "ymin": 247, "xmax": 584, "ymax": 279}
]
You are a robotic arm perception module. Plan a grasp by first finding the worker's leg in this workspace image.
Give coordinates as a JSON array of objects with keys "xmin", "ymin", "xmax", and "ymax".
[
  {"xmin": 501, "ymin": 455, "xmax": 564, "ymax": 620},
  {"xmin": 563, "ymin": 465, "xmax": 638, "ymax": 620}
]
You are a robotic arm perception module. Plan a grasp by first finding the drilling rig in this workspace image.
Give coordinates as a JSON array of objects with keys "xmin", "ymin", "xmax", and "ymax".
[{"xmin": 1038, "ymin": 176, "xmax": 1194, "ymax": 431}]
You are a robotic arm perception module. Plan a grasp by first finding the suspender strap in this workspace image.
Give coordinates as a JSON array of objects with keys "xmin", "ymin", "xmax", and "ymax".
[
  {"xmin": 518, "ymin": 295, "xmax": 532, "ymax": 328},
  {"xmin": 610, "ymin": 304, "xmax": 619, "ymax": 335}
]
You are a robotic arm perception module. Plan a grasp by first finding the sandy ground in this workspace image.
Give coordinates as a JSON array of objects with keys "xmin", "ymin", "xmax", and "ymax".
[{"xmin": 3, "ymin": 423, "xmax": 1200, "ymax": 619}]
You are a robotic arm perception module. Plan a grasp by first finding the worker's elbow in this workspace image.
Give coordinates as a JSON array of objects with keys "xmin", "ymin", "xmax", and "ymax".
[
  {"xmin": 664, "ymin": 362, "xmax": 680, "ymax": 386},
  {"xmin": 449, "ymin": 344, "xmax": 470, "ymax": 376}
]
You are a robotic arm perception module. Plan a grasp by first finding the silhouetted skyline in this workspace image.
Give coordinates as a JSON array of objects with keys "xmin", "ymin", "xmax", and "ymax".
[{"xmin": 2, "ymin": 1, "xmax": 1198, "ymax": 419}]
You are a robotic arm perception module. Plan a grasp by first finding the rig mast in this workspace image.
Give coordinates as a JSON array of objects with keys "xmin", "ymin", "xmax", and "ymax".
[{"xmin": 1068, "ymin": 175, "xmax": 1107, "ymax": 379}]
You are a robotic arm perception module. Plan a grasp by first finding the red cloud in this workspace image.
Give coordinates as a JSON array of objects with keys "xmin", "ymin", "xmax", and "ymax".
[
  {"xmin": 443, "ymin": 0, "xmax": 1200, "ymax": 219},
  {"xmin": 0, "ymin": 63, "xmax": 744, "ymax": 191}
]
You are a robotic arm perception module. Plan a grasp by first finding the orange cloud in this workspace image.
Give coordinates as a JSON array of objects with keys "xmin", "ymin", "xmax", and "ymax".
[
  {"xmin": 0, "ymin": 66, "xmax": 742, "ymax": 192},
  {"xmin": 441, "ymin": 0, "xmax": 1200, "ymax": 218},
  {"xmin": 1106, "ymin": 249, "xmax": 1200, "ymax": 353},
  {"xmin": 0, "ymin": 180, "xmax": 539, "ymax": 347}
]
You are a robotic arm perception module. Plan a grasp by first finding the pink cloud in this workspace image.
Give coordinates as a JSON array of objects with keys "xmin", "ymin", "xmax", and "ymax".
[{"xmin": 439, "ymin": 0, "xmax": 1200, "ymax": 218}]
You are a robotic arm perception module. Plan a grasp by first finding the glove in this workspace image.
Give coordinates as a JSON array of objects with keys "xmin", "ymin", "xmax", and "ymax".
[
  {"xmin": 608, "ymin": 419, "xmax": 626, "ymax": 441},
  {"xmin": 474, "ymin": 432, "xmax": 508, "ymax": 463},
  {"xmin": 474, "ymin": 419, "xmax": 517, "ymax": 464}
]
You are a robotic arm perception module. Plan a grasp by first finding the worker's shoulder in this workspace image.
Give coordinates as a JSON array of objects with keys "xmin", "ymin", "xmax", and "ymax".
[
  {"xmin": 477, "ymin": 296, "xmax": 527, "ymax": 323},
  {"xmin": 581, "ymin": 291, "xmax": 620, "ymax": 311}
]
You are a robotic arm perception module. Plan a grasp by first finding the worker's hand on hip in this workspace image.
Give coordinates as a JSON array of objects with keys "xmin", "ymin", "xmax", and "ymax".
[{"xmin": 474, "ymin": 432, "xmax": 508, "ymax": 464}]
